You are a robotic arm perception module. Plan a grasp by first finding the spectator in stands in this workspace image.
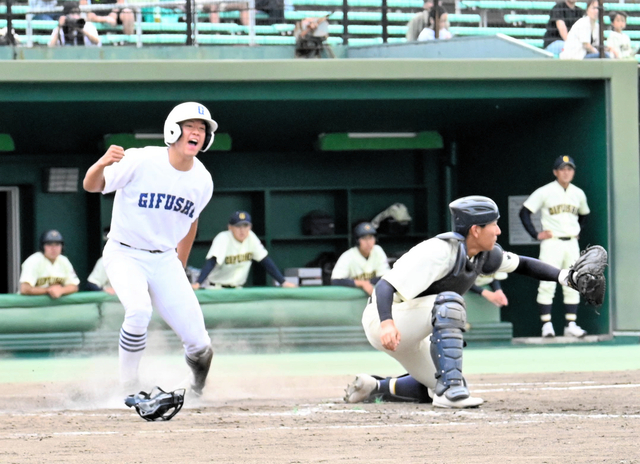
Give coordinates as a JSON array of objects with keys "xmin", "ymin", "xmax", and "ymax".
[
  {"xmin": 82, "ymin": 0, "xmax": 135, "ymax": 36},
  {"xmin": 205, "ymin": 0, "xmax": 284, "ymax": 25},
  {"xmin": 542, "ymin": 0, "xmax": 584, "ymax": 55},
  {"xmin": 417, "ymin": 6, "xmax": 452, "ymax": 41},
  {"xmin": 204, "ymin": 2, "xmax": 249, "ymax": 25},
  {"xmin": 29, "ymin": 0, "xmax": 61, "ymax": 21},
  {"xmin": 560, "ymin": 0, "xmax": 610, "ymax": 59},
  {"xmin": 192, "ymin": 211, "xmax": 297, "ymax": 289},
  {"xmin": 294, "ymin": 13, "xmax": 333, "ymax": 58},
  {"xmin": 405, "ymin": 0, "xmax": 434, "ymax": 42},
  {"xmin": 86, "ymin": 257, "xmax": 116, "ymax": 294},
  {"xmin": 331, "ymin": 222, "xmax": 390, "ymax": 296},
  {"xmin": 19, "ymin": 230, "xmax": 80, "ymax": 298},
  {"xmin": 0, "ymin": 27, "xmax": 21, "ymax": 46},
  {"xmin": 606, "ymin": 11, "xmax": 637, "ymax": 59},
  {"xmin": 256, "ymin": 0, "xmax": 285, "ymax": 24},
  {"xmin": 48, "ymin": 1, "xmax": 101, "ymax": 46}
]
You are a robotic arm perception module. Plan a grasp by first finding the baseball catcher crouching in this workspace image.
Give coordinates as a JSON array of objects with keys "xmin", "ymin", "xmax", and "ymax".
[{"xmin": 566, "ymin": 245, "xmax": 608, "ymax": 306}]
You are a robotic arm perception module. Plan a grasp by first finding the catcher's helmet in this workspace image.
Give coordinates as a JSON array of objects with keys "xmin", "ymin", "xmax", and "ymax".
[
  {"xmin": 124, "ymin": 386, "xmax": 185, "ymax": 422},
  {"xmin": 449, "ymin": 196, "xmax": 500, "ymax": 237},
  {"xmin": 163, "ymin": 102, "xmax": 218, "ymax": 152},
  {"xmin": 40, "ymin": 229, "xmax": 64, "ymax": 252}
]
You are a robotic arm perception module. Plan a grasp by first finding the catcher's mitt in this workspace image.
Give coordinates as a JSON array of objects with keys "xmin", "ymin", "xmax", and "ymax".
[{"xmin": 567, "ymin": 245, "xmax": 608, "ymax": 306}]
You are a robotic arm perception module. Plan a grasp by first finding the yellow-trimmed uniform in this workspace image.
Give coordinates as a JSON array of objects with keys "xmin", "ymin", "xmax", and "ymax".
[
  {"xmin": 19, "ymin": 252, "xmax": 80, "ymax": 290},
  {"xmin": 202, "ymin": 230, "xmax": 268, "ymax": 288},
  {"xmin": 331, "ymin": 245, "xmax": 390, "ymax": 282},
  {"xmin": 523, "ymin": 179, "xmax": 590, "ymax": 305}
]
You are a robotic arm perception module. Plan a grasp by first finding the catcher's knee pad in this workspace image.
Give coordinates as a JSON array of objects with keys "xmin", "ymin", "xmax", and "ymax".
[
  {"xmin": 185, "ymin": 345, "xmax": 213, "ymax": 395},
  {"xmin": 431, "ymin": 291, "xmax": 467, "ymax": 330},
  {"xmin": 430, "ymin": 292, "xmax": 468, "ymax": 399}
]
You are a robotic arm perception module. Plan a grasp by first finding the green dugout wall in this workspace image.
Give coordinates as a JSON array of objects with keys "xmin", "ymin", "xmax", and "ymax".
[{"xmin": 0, "ymin": 59, "xmax": 637, "ymax": 337}]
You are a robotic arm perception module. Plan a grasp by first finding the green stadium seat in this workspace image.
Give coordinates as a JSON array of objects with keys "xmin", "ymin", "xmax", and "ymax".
[
  {"xmin": 459, "ymin": 1, "xmax": 640, "ymax": 11},
  {"xmin": 504, "ymin": 14, "xmax": 640, "ymax": 26},
  {"xmin": 290, "ymin": 0, "xmax": 425, "ymax": 7},
  {"xmin": 503, "ymin": 14, "xmax": 549, "ymax": 25},
  {"xmin": 450, "ymin": 26, "xmax": 545, "ymax": 37}
]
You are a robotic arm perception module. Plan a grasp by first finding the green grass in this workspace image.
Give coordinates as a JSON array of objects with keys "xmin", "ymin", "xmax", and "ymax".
[{"xmin": 1, "ymin": 339, "xmax": 639, "ymax": 384}]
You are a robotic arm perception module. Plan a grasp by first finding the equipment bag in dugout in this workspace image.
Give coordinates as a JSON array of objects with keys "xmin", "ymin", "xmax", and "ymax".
[{"xmin": 302, "ymin": 210, "xmax": 335, "ymax": 235}]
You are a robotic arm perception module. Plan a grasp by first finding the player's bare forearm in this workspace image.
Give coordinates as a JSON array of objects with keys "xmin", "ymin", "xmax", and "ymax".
[
  {"xmin": 177, "ymin": 219, "xmax": 198, "ymax": 268},
  {"xmin": 83, "ymin": 145, "xmax": 125, "ymax": 192},
  {"xmin": 61, "ymin": 284, "xmax": 79, "ymax": 296},
  {"xmin": 19, "ymin": 283, "xmax": 48, "ymax": 296},
  {"xmin": 47, "ymin": 284, "xmax": 78, "ymax": 299}
]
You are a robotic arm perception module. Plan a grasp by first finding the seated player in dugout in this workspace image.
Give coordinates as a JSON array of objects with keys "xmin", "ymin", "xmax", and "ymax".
[
  {"xmin": 19, "ymin": 230, "xmax": 80, "ymax": 298},
  {"xmin": 331, "ymin": 222, "xmax": 390, "ymax": 296},
  {"xmin": 192, "ymin": 211, "xmax": 297, "ymax": 289},
  {"xmin": 343, "ymin": 196, "xmax": 601, "ymax": 408}
]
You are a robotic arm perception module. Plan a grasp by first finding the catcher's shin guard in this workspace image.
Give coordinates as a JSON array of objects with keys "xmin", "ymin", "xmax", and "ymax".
[
  {"xmin": 185, "ymin": 345, "xmax": 213, "ymax": 396},
  {"xmin": 430, "ymin": 291, "xmax": 468, "ymax": 400}
]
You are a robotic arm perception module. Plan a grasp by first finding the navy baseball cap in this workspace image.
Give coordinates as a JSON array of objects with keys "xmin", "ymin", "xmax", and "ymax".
[
  {"xmin": 229, "ymin": 211, "xmax": 252, "ymax": 226},
  {"xmin": 554, "ymin": 155, "xmax": 576, "ymax": 170}
]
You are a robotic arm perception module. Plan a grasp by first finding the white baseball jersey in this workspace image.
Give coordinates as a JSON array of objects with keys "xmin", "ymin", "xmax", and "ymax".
[
  {"xmin": 522, "ymin": 180, "xmax": 590, "ymax": 238},
  {"xmin": 362, "ymin": 237, "xmax": 520, "ymax": 390},
  {"xmin": 87, "ymin": 257, "xmax": 111, "ymax": 289},
  {"xmin": 383, "ymin": 238, "xmax": 519, "ymax": 302},
  {"xmin": 606, "ymin": 31, "xmax": 635, "ymax": 59},
  {"xmin": 19, "ymin": 252, "xmax": 80, "ymax": 288},
  {"xmin": 204, "ymin": 230, "xmax": 268, "ymax": 287},
  {"xmin": 100, "ymin": 145, "xmax": 214, "ymax": 386},
  {"xmin": 103, "ymin": 146, "xmax": 213, "ymax": 251},
  {"xmin": 331, "ymin": 245, "xmax": 390, "ymax": 281}
]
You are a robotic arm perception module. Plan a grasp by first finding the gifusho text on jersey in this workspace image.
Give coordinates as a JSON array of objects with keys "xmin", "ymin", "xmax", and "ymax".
[{"xmin": 138, "ymin": 193, "xmax": 196, "ymax": 218}]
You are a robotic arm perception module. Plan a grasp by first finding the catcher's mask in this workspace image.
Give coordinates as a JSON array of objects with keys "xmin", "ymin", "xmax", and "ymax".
[{"xmin": 124, "ymin": 386, "xmax": 185, "ymax": 421}]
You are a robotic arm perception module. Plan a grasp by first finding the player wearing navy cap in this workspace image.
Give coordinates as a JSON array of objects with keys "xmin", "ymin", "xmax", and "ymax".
[
  {"xmin": 519, "ymin": 156, "xmax": 590, "ymax": 338},
  {"xmin": 19, "ymin": 229, "xmax": 80, "ymax": 298},
  {"xmin": 331, "ymin": 222, "xmax": 390, "ymax": 296},
  {"xmin": 193, "ymin": 211, "xmax": 297, "ymax": 289}
]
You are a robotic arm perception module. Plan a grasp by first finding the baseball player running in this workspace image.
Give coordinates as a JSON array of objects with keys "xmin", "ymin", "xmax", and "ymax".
[
  {"xmin": 83, "ymin": 102, "xmax": 216, "ymax": 395},
  {"xmin": 346, "ymin": 195, "xmax": 590, "ymax": 408},
  {"xmin": 19, "ymin": 230, "xmax": 80, "ymax": 298},
  {"xmin": 519, "ymin": 155, "xmax": 590, "ymax": 338},
  {"xmin": 192, "ymin": 211, "xmax": 296, "ymax": 289},
  {"xmin": 331, "ymin": 222, "xmax": 390, "ymax": 296}
]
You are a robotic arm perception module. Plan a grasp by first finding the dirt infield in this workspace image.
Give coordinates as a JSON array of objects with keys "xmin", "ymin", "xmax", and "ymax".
[{"xmin": 1, "ymin": 362, "xmax": 639, "ymax": 463}]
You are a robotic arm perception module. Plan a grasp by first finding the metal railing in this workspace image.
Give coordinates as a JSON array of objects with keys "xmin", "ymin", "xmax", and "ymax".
[{"xmin": 3, "ymin": 0, "xmax": 260, "ymax": 47}]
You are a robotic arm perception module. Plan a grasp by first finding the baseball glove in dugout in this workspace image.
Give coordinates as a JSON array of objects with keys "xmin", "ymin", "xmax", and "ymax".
[{"xmin": 567, "ymin": 245, "xmax": 608, "ymax": 306}]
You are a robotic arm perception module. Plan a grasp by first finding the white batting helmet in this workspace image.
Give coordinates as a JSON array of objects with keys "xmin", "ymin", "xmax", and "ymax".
[{"xmin": 163, "ymin": 102, "xmax": 218, "ymax": 152}]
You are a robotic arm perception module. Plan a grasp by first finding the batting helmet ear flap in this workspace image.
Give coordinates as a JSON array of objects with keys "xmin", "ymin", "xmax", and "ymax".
[
  {"xmin": 204, "ymin": 131, "xmax": 214, "ymax": 151},
  {"xmin": 163, "ymin": 120, "xmax": 182, "ymax": 145}
]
